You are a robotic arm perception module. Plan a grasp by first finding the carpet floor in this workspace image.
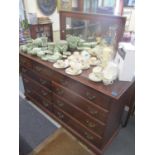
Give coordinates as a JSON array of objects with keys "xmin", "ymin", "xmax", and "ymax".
[{"xmin": 19, "ymin": 97, "xmax": 58, "ymax": 155}]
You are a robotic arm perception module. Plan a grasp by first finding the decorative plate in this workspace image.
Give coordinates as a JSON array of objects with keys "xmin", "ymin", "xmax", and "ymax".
[{"xmin": 37, "ymin": 0, "xmax": 56, "ymax": 16}]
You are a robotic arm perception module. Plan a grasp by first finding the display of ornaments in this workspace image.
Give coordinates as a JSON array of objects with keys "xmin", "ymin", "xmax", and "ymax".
[
  {"xmin": 88, "ymin": 62, "xmax": 118, "ymax": 84},
  {"xmin": 20, "ymin": 36, "xmax": 118, "ymax": 83}
]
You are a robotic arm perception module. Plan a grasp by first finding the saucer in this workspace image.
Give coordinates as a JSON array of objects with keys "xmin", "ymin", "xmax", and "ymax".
[
  {"xmin": 53, "ymin": 61, "xmax": 69, "ymax": 69},
  {"xmin": 88, "ymin": 73, "xmax": 102, "ymax": 82},
  {"xmin": 65, "ymin": 67, "xmax": 82, "ymax": 76}
]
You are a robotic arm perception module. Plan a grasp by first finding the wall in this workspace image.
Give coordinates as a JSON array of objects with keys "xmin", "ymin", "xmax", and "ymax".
[
  {"xmin": 23, "ymin": 0, "xmax": 78, "ymax": 41},
  {"xmin": 24, "ymin": 0, "xmax": 60, "ymax": 31},
  {"xmin": 23, "ymin": 0, "xmax": 60, "ymax": 41}
]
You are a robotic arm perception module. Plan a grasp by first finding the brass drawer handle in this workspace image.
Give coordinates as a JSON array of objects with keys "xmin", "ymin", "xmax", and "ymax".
[
  {"xmin": 35, "ymin": 66, "xmax": 42, "ymax": 72},
  {"xmin": 85, "ymin": 120, "xmax": 96, "ymax": 128},
  {"xmin": 40, "ymin": 79, "xmax": 47, "ymax": 85},
  {"xmin": 56, "ymin": 88, "xmax": 64, "ymax": 96},
  {"xmin": 84, "ymin": 132, "xmax": 94, "ymax": 140},
  {"xmin": 41, "ymin": 90, "xmax": 48, "ymax": 96},
  {"xmin": 43, "ymin": 101, "xmax": 49, "ymax": 107},
  {"xmin": 23, "ymin": 78, "xmax": 29, "ymax": 83},
  {"xmin": 86, "ymin": 92, "xmax": 96, "ymax": 101},
  {"xmin": 88, "ymin": 108, "xmax": 98, "ymax": 115},
  {"xmin": 56, "ymin": 100, "xmax": 64, "ymax": 107},
  {"xmin": 57, "ymin": 112, "xmax": 64, "ymax": 119},
  {"xmin": 60, "ymin": 79, "xmax": 68, "ymax": 86}
]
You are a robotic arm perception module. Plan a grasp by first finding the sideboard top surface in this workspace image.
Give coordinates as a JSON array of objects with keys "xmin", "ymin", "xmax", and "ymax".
[{"xmin": 20, "ymin": 52, "xmax": 134, "ymax": 100}]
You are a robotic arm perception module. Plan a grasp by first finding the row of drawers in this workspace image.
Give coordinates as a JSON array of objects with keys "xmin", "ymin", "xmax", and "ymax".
[
  {"xmin": 21, "ymin": 66, "xmax": 109, "ymax": 122},
  {"xmin": 23, "ymin": 75, "xmax": 107, "ymax": 137},
  {"xmin": 20, "ymin": 55, "xmax": 111, "ymax": 110},
  {"xmin": 24, "ymin": 79, "xmax": 103, "ymax": 148}
]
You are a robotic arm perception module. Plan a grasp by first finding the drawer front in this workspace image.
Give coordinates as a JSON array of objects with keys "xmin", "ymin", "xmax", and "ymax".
[
  {"xmin": 52, "ymin": 93, "xmax": 106, "ymax": 136},
  {"xmin": 25, "ymin": 87, "xmax": 52, "ymax": 109},
  {"xmin": 33, "ymin": 62, "xmax": 53, "ymax": 79},
  {"xmin": 52, "ymin": 81, "xmax": 109, "ymax": 122},
  {"xmin": 20, "ymin": 55, "xmax": 32, "ymax": 69},
  {"xmin": 21, "ymin": 66, "xmax": 51, "ymax": 90},
  {"xmin": 52, "ymin": 105, "xmax": 102, "ymax": 148},
  {"xmin": 52, "ymin": 74, "xmax": 110, "ymax": 110},
  {"xmin": 23, "ymin": 75, "xmax": 52, "ymax": 102}
]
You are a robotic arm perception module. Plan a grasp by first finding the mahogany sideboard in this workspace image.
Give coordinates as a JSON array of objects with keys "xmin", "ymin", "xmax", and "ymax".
[{"xmin": 19, "ymin": 52, "xmax": 134, "ymax": 155}]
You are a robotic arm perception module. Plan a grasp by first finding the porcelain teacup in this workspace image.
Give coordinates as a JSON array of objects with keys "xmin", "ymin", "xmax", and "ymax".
[
  {"xmin": 89, "ymin": 57, "xmax": 98, "ymax": 65},
  {"xmin": 92, "ymin": 66, "xmax": 103, "ymax": 79},
  {"xmin": 102, "ymin": 76, "xmax": 113, "ymax": 85},
  {"xmin": 56, "ymin": 60, "xmax": 65, "ymax": 67},
  {"xmin": 70, "ymin": 61, "xmax": 81, "ymax": 74}
]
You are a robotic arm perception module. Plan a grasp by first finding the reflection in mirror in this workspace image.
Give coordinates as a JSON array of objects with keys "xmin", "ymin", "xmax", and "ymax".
[{"xmin": 66, "ymin": 17, "xmax": 118, "ymax": 47}]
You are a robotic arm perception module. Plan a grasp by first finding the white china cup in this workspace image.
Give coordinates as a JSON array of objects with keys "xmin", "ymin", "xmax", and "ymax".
[{"xmin": 92, "ymin": 66, "xmax": 103, "ymax": 79}]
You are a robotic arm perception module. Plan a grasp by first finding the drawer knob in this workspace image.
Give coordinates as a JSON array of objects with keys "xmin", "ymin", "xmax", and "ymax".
[
  {"xmin": 57, "ymin": 112, "xmax": 64, "ymax": 119},
  {"xmin": 86, "ymin": 120, "xmax": 96, "ymax": 128},
  {"xmin": 35, "ymin": 66, "xmax": 42, "ymax": 72},
  {"xmin": 86, "ymin": 92, "xmax": 96, "ymax": 101},
  {"xmin": 84, "ymin": 132, "xmax": 94, "ymax": 140},
  {"xmin": 56, "ymin": 100, "xmax": 64, "ymax": 107},
  {"xmin": 60, "ymin": 79, "xmax": 68, "ymax": 86},
  {"xmin": 40, "ymin": 79, "xmax": 47, "ymax": 85},
  {"xmin": 88, "ymin": 108, "xmax": 98, "ymax": 115},
  {"xmin": 41, "ymin": 90, "xmax": 48, "ymax": 96},
  {"xmin": 56, "ymin": 88, "xmax": 64, "ymax": 96}
]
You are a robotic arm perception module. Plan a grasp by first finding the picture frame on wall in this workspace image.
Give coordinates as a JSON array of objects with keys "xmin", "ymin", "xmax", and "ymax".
[{"xmin": 57, "ymin": 0, "xmax": 72, "ymax": 12}]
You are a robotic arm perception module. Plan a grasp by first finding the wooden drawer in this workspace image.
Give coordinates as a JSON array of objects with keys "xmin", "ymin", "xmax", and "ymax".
[
  {"xmin": 52, "ymin": 74, "xmax": 110, "ymax": 110},
  {"xmin": 21, "ymin": 66, "xmax": 51, "ymax": 90},
  {"xmin": 20, "ymin": 55, "xmax": 32, "ymax": 69},
  {"xmin": 51, "ymin": 81, "xmax": 109, "ymax": 122},
  {"xmin": 52, "ymin": 105, "xmax": 102, "ymax": 148},
  {"xmin": 33, "ymin": 62, "xmax": 53, "ymax": 80},
  {"xmin": 25, "ymin": 87, "xmax": 52, "ymax": 109},
  {"xmin": 23, "ymin": 75, "xmax": 52, "ymax": 102},
  {"xmin": 52, "ymin": 93, "xmax": 106, "ymax": 137}
]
